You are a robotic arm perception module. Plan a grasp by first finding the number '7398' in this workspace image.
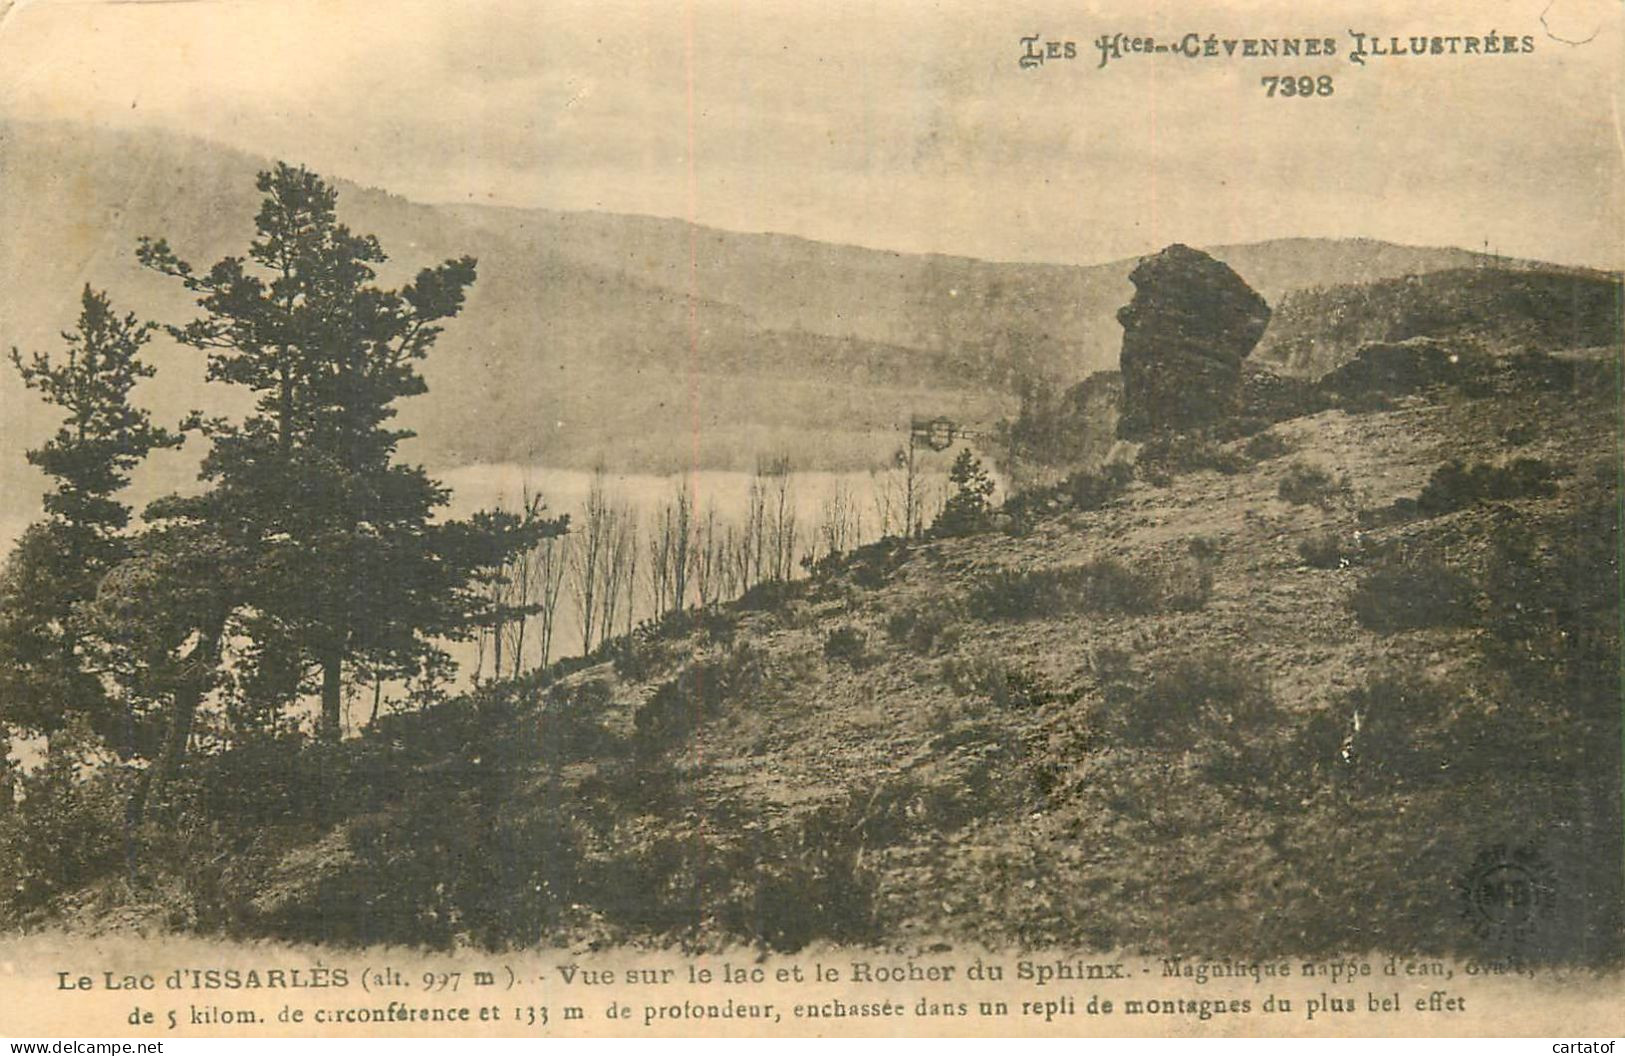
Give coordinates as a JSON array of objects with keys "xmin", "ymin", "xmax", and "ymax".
[{"xmin": 1262, "ymin": 75, "xmax": 1334, "ymax": 97}]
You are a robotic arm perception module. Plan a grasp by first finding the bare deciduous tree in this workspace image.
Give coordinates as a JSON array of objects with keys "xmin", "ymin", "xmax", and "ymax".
[
  {"xmin": 817, "ymin": 478, "xmax": 861, "ymax": 562},
  {"xmin": 646, "ymin": 478, "xmax": 697, "ymax": 618},
  {"xmin": 570, "ymin": 468, "xmax": 613, "ymax": 655},
  {"xmin": 870, "ymin": 466, "xmax": 901, "ymax": 539},
  {"xmin": 693, "ymin": 501, "xmax": 723, "ymax": 607},
  {"xmin": 533, "ymin": 532, "xmax": 569, "ymax": 669},
  {"xmin": 738, "ymin": 473, "xmax": 768, "ymax": 593},
  {"xmin": 622, "ymin": 515, "xmax": 639, "ymax": 642},
  {"xmin": 762, "ymin": 455, "xmax": 799, "ymax": 581},
  {"xmin": 596, "ymin": 502, "xmax": 635, "ymax": 650}
]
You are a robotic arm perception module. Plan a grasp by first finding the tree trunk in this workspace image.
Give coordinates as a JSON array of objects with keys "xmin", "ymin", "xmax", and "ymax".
[
  {"xmin": 126, "ymin": 619, "xmax": 222, "ymax": 826},
  {"xmin": 320, "ymin": 645, "xmax": 343, "ymax": 742},
  {"xmin": 158, "ymin": 658, "xmax": 205, "ymax": 781}
]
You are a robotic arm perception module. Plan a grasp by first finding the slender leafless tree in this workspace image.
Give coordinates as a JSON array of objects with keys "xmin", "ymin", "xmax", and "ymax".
[
  {"xmin": 645, "ymin": 478, "xmax": 695, "ymax": 618},
  {"xmin": 740, "ymin": 472, "xmax": 768, "ymax": 592},
  {"xmin": 647, "ymin": 501, "xmax": 673, "ymax": 617},
  {"xmin": 533, "ymin": 532, "xmax": 569, "ymax": 670},
  {"xmin": 596, "ymin": 501, "xmax": 635, "ymax": 650},
  {"xmin": 762, "ymin": 455, "xmax": 798, "ymax": 581},
  {"xmin": 817, "ymin": 478, "xmax": 862, "ymax": 561},
  {"xmin": 721, "ymin": 523, "xmax": 743, "ymax": 602},
  {"xmin": 570, "ymin": 468, "xmax": 613, "ymax": 655},
  {"xmin": 623, "ymin": 516, "xmax": 640, "ymax": 642},
  {"xmin": 873, "ymin": 465, "xmax": 911, "ymax": 540},
  {"xmin": 693, "ymin": 501, "xmax": 723, "ymax": 606}
]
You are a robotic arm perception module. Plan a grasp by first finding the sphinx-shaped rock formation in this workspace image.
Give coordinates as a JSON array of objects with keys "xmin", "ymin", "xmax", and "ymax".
[{"xmin": 1116, "ymin": 244, "xmax": 1271, "ymax": 437}]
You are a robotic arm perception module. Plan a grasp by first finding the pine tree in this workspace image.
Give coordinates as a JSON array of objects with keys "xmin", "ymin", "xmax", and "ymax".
[
  {"xmin": 138, "ymin": 162, "xmax": 551, "ymax": 741},
  {"xmin": 935, "ymin": 447, "xmax": 996, "ymax": 536},
  {"xmin": 84, "ymin": 507, "xmax": 236, "ymax": 802},
  {"xmin": 0, "ymin": 287, "xmax": 180, "ymax": 752}
]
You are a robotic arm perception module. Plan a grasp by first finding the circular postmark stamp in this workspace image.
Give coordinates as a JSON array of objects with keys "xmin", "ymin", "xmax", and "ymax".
[{"xmin": 1458, "ymin": 843, "xmax": 1558, "ymax": 943}]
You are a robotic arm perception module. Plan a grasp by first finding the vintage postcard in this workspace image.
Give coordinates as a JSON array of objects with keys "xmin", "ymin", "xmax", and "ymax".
[{"xmin": 0, "ymin": 0, "xmax": 1620, "ymax": 1040}]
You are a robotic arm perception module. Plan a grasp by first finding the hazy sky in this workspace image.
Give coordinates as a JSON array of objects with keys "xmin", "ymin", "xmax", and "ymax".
[{"xmin": 1, "ymin": 0, "xmax": 1620, "ymax": 267}]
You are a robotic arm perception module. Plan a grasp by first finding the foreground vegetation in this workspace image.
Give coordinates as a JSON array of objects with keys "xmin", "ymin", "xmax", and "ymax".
[{"xmin": 2, "ymin": 321, "xmax": 1618, "ymax": 964}]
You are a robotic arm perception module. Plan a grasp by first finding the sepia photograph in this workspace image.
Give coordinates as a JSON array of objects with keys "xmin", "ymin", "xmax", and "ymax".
[{"xmin": 0, "ymin": 0, "xmax": 1619, "ymax": 1040}]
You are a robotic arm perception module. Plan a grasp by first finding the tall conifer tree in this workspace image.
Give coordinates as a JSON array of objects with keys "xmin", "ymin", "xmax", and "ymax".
[
  {"xmin": 0, "ymin": 287, "xmax": 180, "ymax": 752},
  {"xmin": 140, "ymin": 163, "xmax": 552, "ymax": 741}
]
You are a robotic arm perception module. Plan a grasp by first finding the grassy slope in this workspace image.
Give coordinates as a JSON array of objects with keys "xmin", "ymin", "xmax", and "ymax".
[{"xmin": 398, "ymin": 356, "xmax": 1613, "ymax": 960}]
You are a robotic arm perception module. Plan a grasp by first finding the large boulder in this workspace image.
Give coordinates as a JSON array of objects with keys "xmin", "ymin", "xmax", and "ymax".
[{"xmin": 1116, "ymin": 244, "xmax": 1271, "ymax": 437}]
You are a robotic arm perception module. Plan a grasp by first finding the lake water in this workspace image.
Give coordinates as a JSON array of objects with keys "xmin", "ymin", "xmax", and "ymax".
[
  {"xmin": 431, "ymin": 459, "xmax": 987, "ymax": 674},
  {"xmin": 2, "ymin": 451, "xmax": 998, "ymax": 743}
]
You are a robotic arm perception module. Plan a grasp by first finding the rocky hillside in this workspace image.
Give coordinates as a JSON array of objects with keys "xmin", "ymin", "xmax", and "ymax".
[
  {"xmin": 9, "ymin": 341, "xmax": 1618, "ymax": 963},
  {"xmin": 499, "ymin": 349, "xmax": 1621, "ymax": 959}
]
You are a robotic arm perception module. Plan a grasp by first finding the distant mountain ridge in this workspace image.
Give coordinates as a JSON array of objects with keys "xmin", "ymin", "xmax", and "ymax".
[{"xmin": 1, "ymin": 119, "xmax": 1592, "ymax": 487}]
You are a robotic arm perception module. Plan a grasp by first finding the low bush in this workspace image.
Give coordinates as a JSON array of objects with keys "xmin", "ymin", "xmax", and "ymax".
[
  {"xmin": 541, "ymin": 678, "xmax": 622, "ymax": 759},
  {"xmin": 1338, "ymin": 671, "xmax": 1456, "ymax": 785},
  {"xmin": 631, "ymin": 605, "xmax": 740, "ymax": 648},
  {"xmin": 699, "ymin": 607, "xmax": 740, "ymax": 646},
  {"xmin": 584, "ymin": 805, "xmax": 884, "ymax": 952},
  {"xmin": 1102, "ymin": 649, "xmax": 1277, "ymax": 750},
  {"xmin": 998, "ymin": 462, "xmax": 1133, "ymax": 525},
  {"xmin": 773, "ymin": 600, "xmax": 819, "ymax": 631},
  {"xmin": 1482, "ymin": 496, "xmax": 1621, "ymax": 729},
  {"xmin": 832, "ymin": 772, "xmax": 990, "ymax": 842},
  {"xmin": 299, "ymin": 781, "xmax": 581, "ymax": 949},
  {"xmin": 1282, "ymin": 708, "xmax": 1355, "ymax": 785},
  {"xmin": 1208, "ymin": 415, "xmax": 1275, "ymax": 442},
  {"xmin": 1244, "ymin": 431, "xmax": 1295, "ymax": 462},
  {"xmin": 1337, "ymin": 389, "xmax": 1398, "ymax": 414},
  {"xmin": 1349, "ymin": 557, "xmax": 1477, "ymax": 631},
  {"xmin": 724, "ymin": 818, "xmax": 882, "ymax": 951},
  {"xmin": 1278, "ymin": 460, "xmax": 1347, "ymax": 507},
  {"xmin": 1415, "ymin": 458, "xmax": 1564, "ymax": 516},
  {"xmin": 940, "ymin": 652, "xmax": 1052, "ymax": 709},
  {"xmin": 0, "ymin": 751, "xmax": 131, "ymax": 919},
  {"xmin": 1138, "ymin": 433, "xmax": 1250, "ymax": 479},
  {"xmin": 735, "ymin": 578, "xmax": 800, "ymax": 612},
  {"xmin": 1497, "ymin": 422, "xmax": 1539, "ymax": 447},
  {"xmin": 1187, "ymin": 536, "xmax": 1222, "ymax": 563},
  {"xmin": 884, "ymin": 602, "xmax": 962, "ymax": 655},
  {"xmin": 1505, "ymin": 350, "xmax": 1579, "ymax": 392},
  {"xmin": 1068, "ymin": 559, "xmax": 1159, "ymax": 614},
  {"xmin": 965, "ymin": 557, "xmax": 1209, "ymax": 622},
  {"xmin": 1297, "ymin": 530, "xmax": 1350, "ymax": 569},
  {"xmin": 839, "ymin": 537, "xmax": 911, "ymax": 590},
  {"xmin": 613, "ymin": 633, "xmax": 676, "ymax": 682},
  {"xmin": 633, "ymin": 644, "xmax": 768, "ymax": 748},
  {"xmin": 1090, "ymin": 645, "xmax": 1140, "ymax": 702},
  {"xmin": 822, "ymin": 625, "xmax": 870, "ymax": 668},
  {"xmin": 965, "ymin": 568, "xmax": 1055, "ymax": 620},
  {"xmin": 1283, "ymin": 668, "xmax": 1504, "ymax": 793},
  {"xmin": 1088, "ymin": 650, "xmax": 1324, "ymax": 806},
  {"xmin": 1064, "ymin": 461, "xmax": 1135, "ymax": 510},
  {"xmin": 1156, "ymin": 560, "xmax": 1216, "ymax": 612}
]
